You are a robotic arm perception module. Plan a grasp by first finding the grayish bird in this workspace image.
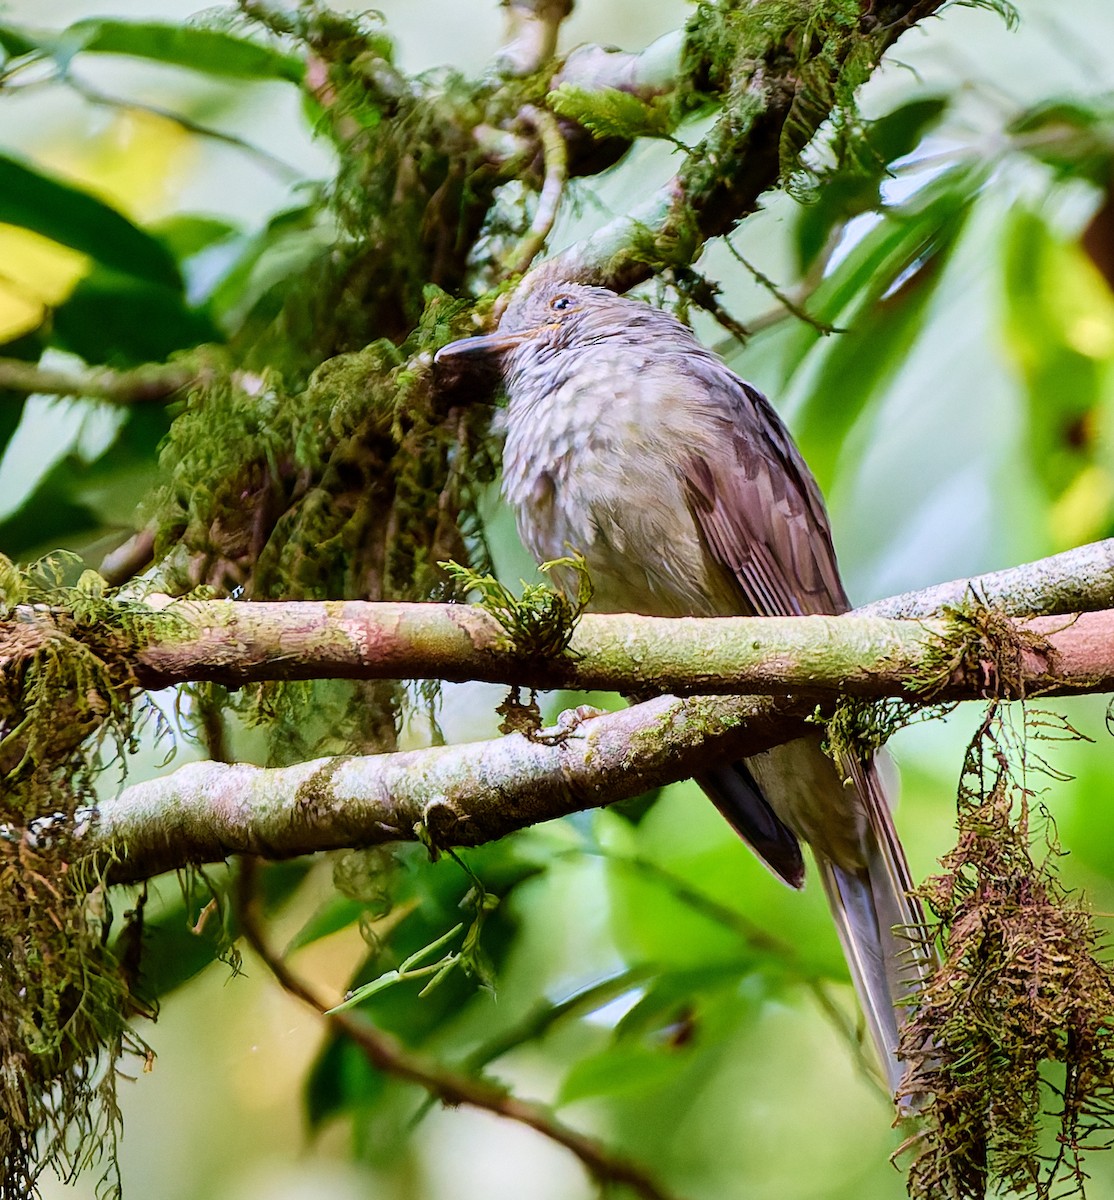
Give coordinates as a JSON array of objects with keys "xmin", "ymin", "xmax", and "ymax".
[{"xmin": 435, "ymin": 280, "xmax": 931, "ymax": 1096}]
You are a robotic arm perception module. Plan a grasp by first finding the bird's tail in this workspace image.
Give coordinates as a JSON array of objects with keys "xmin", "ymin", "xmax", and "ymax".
[
  {"xmin": 813, "ymin": 756, "xmax": 934, "ymax": 1096},
  {"xmin": 729, "ymin": 738, "xmax": 935, "ymax": 1098}
]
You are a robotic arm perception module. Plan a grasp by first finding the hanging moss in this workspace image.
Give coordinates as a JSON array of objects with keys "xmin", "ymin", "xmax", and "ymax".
[
  {"xmin": 0, "ymin": 554, "xmax": 174, "ymax": 1199},
  {"xmin": 899, "ymin": 706, "xmax": 1114, "ymax": 1200}
]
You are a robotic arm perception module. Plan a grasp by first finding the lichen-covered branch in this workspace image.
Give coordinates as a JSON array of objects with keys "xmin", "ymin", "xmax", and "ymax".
[
  {"xmin": 10, "ymin": 540, "xmax": 1113, "ymax": 698},
  {"xmin": 96, "ymin": 692, "xmax": 801, "ymax": 884},
  {"xmin": 88, "ymin": 602, "xmax": 1114, "ymax": 883},
  {"xmin": 544, "ymin": 0, "xmax": 950, "ymax": 291},
  {"xmin": 82, "ymin": 535, "xmax": 1114, "ymax": 883},
  {"xmin": 28, "ymin": 601, "xmax": 1113, "ymax": 700},
  {"xmin": 860, "ymin": 539, "xmax": 1114, "ymax": 620}
]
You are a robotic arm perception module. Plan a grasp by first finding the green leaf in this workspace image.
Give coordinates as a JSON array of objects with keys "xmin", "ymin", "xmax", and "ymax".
[
  {"xmin": 52, "ymin": 267, "xmax": 219, "ymax": 365},
  {"xmin": 0, "ymin": 153, "xmax": 181, "ymax": 289},
  {"xmin": 1008, "ymin": 98, "xmax": 1114, "ymax": 186},
  {"xmin": 151, "ymin": 214, "xmax": 239, "ymax": 262},
  {"xmin": 305, "ymin": 1034, "xmax": 386, "ymax": 1130},
  {"xmin": 796, "ymin": 96, "xmax": 949, "ymax": 269},
  {"xmin": 207, "ymin": 206, "xmax": 332, "ymax": 336},
  {"xmin": 558, "ymin": 1043, "xmax": 688, "ymax": 1106},
  {"xmin": 767, "ymin": 166, "xmax": 983, "ymax": 490},
  {"xmin": 285, "ymin": 893, "xmax": 366, "ymax": 954},
  {"xmin": 613, "ymin": 963, "xmax": 754, "ymax": 1041},
  {"xmin": 0, "ymin": 405, "xmax": 171, "ymax": 560},
  {"xmin": 1001, "ymin": 205, "xmax": 1114, "ymax": 524},
  {"xmin": 0, "ymin": 23, "xmax": 37, "ymax": 57},
  {"xmin": 0, "ymin": 18, "xmax": 304, "ymax": 82},
  {"xmin": 548, "ymin": 83, "xmax": 676, "ymax": 141}
]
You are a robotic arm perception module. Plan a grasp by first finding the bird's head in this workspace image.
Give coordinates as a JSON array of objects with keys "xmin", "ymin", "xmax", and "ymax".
[{"xmin": 434, "ymin": 281, "xmax": 631, "ymax": 374}]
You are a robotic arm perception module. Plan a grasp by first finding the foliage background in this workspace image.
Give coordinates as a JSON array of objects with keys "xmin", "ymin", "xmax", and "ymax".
[{"xmin": 2, "ymin": 0, "xmax": 1113, "ymax": 1197}]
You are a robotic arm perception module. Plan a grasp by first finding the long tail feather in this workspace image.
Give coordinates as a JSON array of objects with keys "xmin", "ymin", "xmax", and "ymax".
[
  {"xmin": 815, "ymin": 757, "xmax": 935, "ymax": 1094},
  {"xmin": 728, "ymin": 739, "xmax": 935, "ymax": 1097}
]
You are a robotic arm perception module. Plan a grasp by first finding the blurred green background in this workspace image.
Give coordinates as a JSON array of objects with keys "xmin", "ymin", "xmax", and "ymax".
[{"xmin": 3, "ymin": 0, "xmax": 1114, "ymax": 1197}]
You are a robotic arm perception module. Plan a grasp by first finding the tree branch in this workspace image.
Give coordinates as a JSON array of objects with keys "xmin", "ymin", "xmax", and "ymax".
[
  {"xmin": 497, "ymin": 0, "xmax": 575, "ymax": 77},
  {"xmin": 508, "ymin": 104, "xmax": 569, "ymax": 275},
  {"xmin": 860, "ymin": 539, "xmax": 1114, "ymax": 620},
  {"xmin": 12, "ymin": 539, "xmax": 1106, "ymax": 881},
  {"xmin": 544, "ymin": 0, "xmax": 949, "ymax": 291},
  {"xmin": 14, "ymin": 540, "xmax": 1112, "ymax": 698},
  {"xmin": 47, "ymin": 601, "xmax": 1114, "ymax": 699},
  {"xmin": 234, "ymin": 859, "xmax": 684, "ymax": 1200},
  {"xmin": 0, "ymin": 357, "xmax": 194, "ymax": 404},
  {"xmin": 96, "ymin": 691, "xmax": 802, "ymax": 884}
]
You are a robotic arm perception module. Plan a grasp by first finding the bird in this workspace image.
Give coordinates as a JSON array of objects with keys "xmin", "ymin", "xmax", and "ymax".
[{"xmin": 434, "ymin": 279, "xmax": 931, "ymax": 1097}]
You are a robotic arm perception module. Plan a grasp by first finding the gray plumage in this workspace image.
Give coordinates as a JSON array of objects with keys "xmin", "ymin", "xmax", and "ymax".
[{"xmin": 435, "ymin": 280, "xmax": 932, "ymax": 1097}]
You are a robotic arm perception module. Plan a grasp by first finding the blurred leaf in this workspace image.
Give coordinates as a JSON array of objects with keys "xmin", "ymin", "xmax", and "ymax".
[
  {"xmin": 0, "ymin": 404, "xmax": 171, "ymax": 560},
  {"xmin": 1010, "ymin": 97, "xmax": 1114, "ymax": 186},
  {"xmin": 208, "ymin": 205, "xmax": 332, "ymax": 336},
  {"xmin": 0, "ymin": 23, "xmax": 36, "ymax": 57},
  {"xmin": 797, "ymin": 96, "xmax": 949, "ymax": 269},
  {"xmin": 0, "ymin": 153, "xmax": 181, "ymax": 289},
  {"xmin": 286, "ymin": 893, "xmax": 367, "ymax": 954},
  {"xmin": 778, "ymin": 165, "xmax": 983, "ymax": 489},
  {"xmin": 0, "ymin": 18, "xmax": 304, "ymax": 82},
  {"xmin": 53, "ymin": 267, "xmax": 219, "ymax": 365},
  {"xmin": 151, "ymin": 214, "xmax": 240, "ymax": 262},
  {"xmin": 1002, "ymin": 205, "xmax": 1114, "ymax": 523},
  {"xmin": 305, "ymin": 1035, "xmax": 387, "ymax": 1132},
  {"xmin": 0, "ymin": 332, "xmax": 40, "ymax": 472},
  {"xmin": 558, "ymin": 1042, "xmax": 688, "ymax": 1106},
  {"xmin": 614, "ymin": 963, "xmax": 752, "ymax": 1041}
]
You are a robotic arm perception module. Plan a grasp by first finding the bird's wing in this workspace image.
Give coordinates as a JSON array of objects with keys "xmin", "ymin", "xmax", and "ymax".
[{"xmin": 680, "ymin": 366, "xmax": 849, "ymax": 618}]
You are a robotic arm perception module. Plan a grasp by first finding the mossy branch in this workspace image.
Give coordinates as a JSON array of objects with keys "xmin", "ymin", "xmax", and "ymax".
[
  {"xmin": 8, "ymin": 601, "xmax": 1112, "ymax": 700},
  {"xmin": 543, "ymin": 0, "xmax": 953, "ymax": 291},
  {"xmin": 6, "ymin": 538, "xmax": 1113, "ymax": 700}
]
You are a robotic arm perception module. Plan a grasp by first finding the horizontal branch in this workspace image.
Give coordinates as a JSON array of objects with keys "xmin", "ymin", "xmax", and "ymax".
[
  {"xmin": 87, "ymin": 602, "xmax": 1114, "ymax": 700},
  {"xmin": 91, "ymin": 602, "xmax": 1110, "ymax": 883},
  {"xmin": 74, "ymin": 539, "xmax": 1114, "ymax": 882},
  {"xmin": 96, "ymin": 692, "xmax": 802, "ymax": 883},
  {"xmin": 14, "ymin": 539, "xmax": 1107, "ymax": 697},
  {"xmin": 0, "ymin": 357, "xmax": 195, "ymax": 404},
  {"xmin": 860, "ymin": 539, "xmax": 1114, "ymax": 620}
]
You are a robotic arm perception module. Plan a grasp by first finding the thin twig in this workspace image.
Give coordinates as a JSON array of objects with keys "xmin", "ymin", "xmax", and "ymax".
[
  {"xmin": 722, "ymin": 237, "xmax": 840, "ymax": 336},
  {"xmin": 234, "ymin": 858, "xmax": 687, "ymax": 1200},
  {"xmin": 0, "ymin": 358, "xmax": 194, "ymax": 404},
  {"xmin": 68, "ymin": 75, "xmax": 304, "ymax": 182},
  {"xmin": 670, "ymin": 267, "xmax": 750, "ymax": 346},
  {"xmin": 509, "ymin": 105, "xmax": 569, "ymax": 277},
  {"xmin": 99, "ymin": 528, "xmax": 156, "ymax": 588}
]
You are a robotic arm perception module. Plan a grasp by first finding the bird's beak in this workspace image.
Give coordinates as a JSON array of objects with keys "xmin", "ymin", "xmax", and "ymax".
[{"xmin": 434, "ymin": 328, "xmax": 536, "ymax": 364}]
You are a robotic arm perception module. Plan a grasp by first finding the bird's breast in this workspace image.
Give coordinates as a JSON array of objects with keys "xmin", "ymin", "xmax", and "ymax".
[{"xmin": 499, "ymin": 353, "xmax": 741, "ymax": 617}]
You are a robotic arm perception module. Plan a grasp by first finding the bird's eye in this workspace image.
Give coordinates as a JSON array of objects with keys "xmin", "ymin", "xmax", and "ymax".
[{"xmin": 551, "ymin": 294, "xmax": 573, "ymax": 312}]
